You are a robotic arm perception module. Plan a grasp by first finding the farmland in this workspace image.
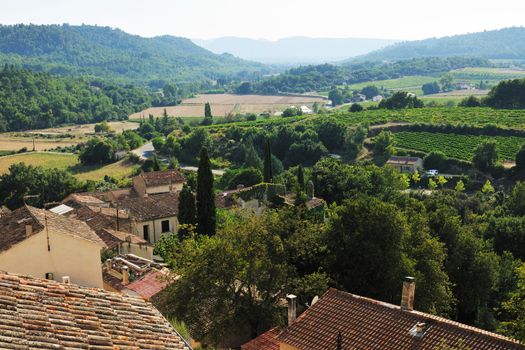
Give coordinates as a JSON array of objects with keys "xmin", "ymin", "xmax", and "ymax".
[
  {"xmin": 345, "ymin": 76, "xmax": 437, "ymax": 94},
  {"xmin": 393, "ymin": 131, "xmax": 525, "ymax": 161},
  {"xmin": 450, "ymin": 67, "xmax": 525, "ymax": 82},
  {"xmin": 129, "ymin": 93, "xmax": 326, "ymax": 118},
  {"xmin": 0, "ymin": 152, "xmax": 137, "ymax": 181}
]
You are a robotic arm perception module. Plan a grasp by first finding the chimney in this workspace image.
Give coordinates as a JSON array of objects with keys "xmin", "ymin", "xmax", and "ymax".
[
  {"xmin": 62, "ymin": 276, "xmax": 70, "ymax": 284},
  {"xmin": 25, "ymin": 223, "xmax": 33, "ymax": 237},
  {"xmin": 287, "ymin": 294, "xmax": 297, "ymax": 326},
  {"xmin": 401, "ymin": 276, "xmax": 415, "ymax": 311},
  {"xmin": 122, "ymin": 266, "xmax": 130, "ymax": 285}
]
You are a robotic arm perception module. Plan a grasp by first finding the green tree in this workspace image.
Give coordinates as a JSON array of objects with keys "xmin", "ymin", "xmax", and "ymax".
[
  {"xmin": 178, "ymin": 184, "xmax": 197, "ymax": 239},
  {"xmin": 422, "ymin": 81, "xmax": 440, "ymax": 95},
  {"xmin": 455, "ymin": 180, "xmax": 465, "ymax": 192},
  {"xmin": 472, "ymin": 140, "xmax": 499, "ymax": 173},
  {"xmin": 437, "ymin": 175, "xmax": 448, "ymax": 189},
  {"xmin": 79, "ymin": 137, "xmax": 116, "ymax": 165},
  {"xmin": 482, "ymin": 179, "xmax": 495, "ymax": 194},
  {"xmin": 243, "ymin": 143, "xmax": 263, "ymax": 169},
  {"xmin": 94, "ymin": 121, "xmax": 112, "ymax": 133},
  {"xmin": 297, "ymin": 165, "xmax": 305, "ymax": 192},
  {"xmin": 196, "ymin": 147, "xmax": 216, "ymax": 236},
  {"xmin": 424, "ymin": 151, "xmax": 447, "ymax": 171},
  {"xmin": 515, "ymin": 143, "xmax": 525, "ymax": 171},
  {"xmin": 428, "ymin": 178, "xmax": 437, "ymax": 190},
  {"xmin": 328, "ymin": 88, "xmax": 344, "ymax": 106},
  {"xmin": 373, "ymin": 130, "xmax": 394, "ymax": 157},
  {"xmin": 263, "ymin": 139, "xmax": 273, "ymax": 183},
  {"xmin": 349, "ymin": 103, "xmax": 364, "ymax": 112},
  {"xmin": 204, "ymin": 102, "xmax": 212, "ymax": 118},
  {"xmin": 412, "ymin": 171, "xmax": 421, "ymax": 186},
  {"xmin": 499, "ymin": 262, "xmax": 525, "ymax": 342},
  {"xmin": 361, "ymin": 85, "xmax": 380, "ymax": 99}
]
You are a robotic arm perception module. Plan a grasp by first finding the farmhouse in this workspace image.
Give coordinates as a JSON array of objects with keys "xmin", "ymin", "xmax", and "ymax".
[
  {"xmin": 133, "ymin": 169, "xmax": 186, "ymax": 196},
  {"xmin": 386, "ymin": 156, "xmax": 423, "ymax": 173},
  {"xmin": 0, "ymin": 205, "xmax": 106, "ymax": 288},
  {"xmin": 0, "ymin": 271, "xmax": 191, "ymax": 349},
  {"xmin": 242, "ymin": 278, "xmax": 523, "ymax": 350}
]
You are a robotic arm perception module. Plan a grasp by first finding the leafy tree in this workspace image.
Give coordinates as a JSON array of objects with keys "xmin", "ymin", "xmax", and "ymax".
[
  {"xmin": 220, "ymin": 167, "xmax": 262, "ymax": 190},
  {"xmin": 484, "ymin": 79, "xmax": 525, "ymax": 109},
  {"xmin": 515, "ymin": 143, "xmax": 525, "ymax": 171},
  {"xmin": 499, "ymin": 262, "xmax": 525, "ymax": 342},
  {"xmin": 0, "ymin": 163, "xmax": 80, "ymax": 209},
  {"xmin": 455, "ymin": 180, "xmax": 465, "ymax": 192},
  {"xmin": 428, "ymin": 178, "xmax": 437, "ymax": 190},
  {"xmin": 378, "ymin": 91, "xmax": 423, "ymax": 109},
  {"xmin": 349, "ymin": 103, "xmax": 364, "ymax": 112},
  {"xmin": 328, "ymin": 88, "xmax": 344, "ymax": 106},
  {"xmin": 360, "ymin": 85, "xmax": 380, "ymax": 99},
  {"xmin": 507, "ymin": 181, "xmax": 525, "ymax": 215},
  {"xmin": 412, "ymin": 171, "xmax": 421, "ymax": 186},
  {"xmin": 79, "ymin": 137, "xmax": 117, "ymax": 165},
  {"xmin": 459, "ymin": 96, "xmax": 482, "ymax": 107},
  {"xmin": 263, "ymin": 139, "xmax": 273, "ymax": 183},
  {"xmin": 315, "ymin": 118, "xmax": 346, "ymax": 152},
  {"xmin": 472, "ymin": 140, "xmax": 499, "ymax": 173},
  {"xmin": 281, "ymin": 107, "xmax": 302, "ymax": 117},
  {"xmin": 424, "ymin": 151, "xmax": 447, "ymax": 171},
  {"xmin": 437, "ymin": 175, "xmax": 448, "ymax": 188},
  {"xmin": 422, "ymin": 81, "xmax": 440, "ymax": 95},
  {"xmin": 94, "ymin": 121, "xmax": 112, "ymax": 133},
  {"xmin": 439, "ymin": 73, "xmax": 454, "ymax": 92},
  {"xmin": 243, "ymin": 143, "xmax": 263, "ymax": 169},
  {"xmin": 197, "ymin": 147, "xmax": 216, "ymax": 236},
  {"xmin": 482, "ymin": 179, "xmax": 495, "ymax": 194},
  {"xmin": 297, "ymin": 165, "xmax": 305, "ymax": 192},
  {"xmin": 373, "ymin": 130, "xmax": 394, "ymax": 157}
]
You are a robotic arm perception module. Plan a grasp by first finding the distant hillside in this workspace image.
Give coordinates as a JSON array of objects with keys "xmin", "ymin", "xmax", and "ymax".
[
  {"xmin": 194, "ymin": 36, "xmax": 398, "ymax": 64},
  {"xmin": 0, "ymin": 24, "xmax": 268, "ymax": 87},
  {"xmin": 356, "ymin": 27, "xmax": 525, "ymax": 62}
]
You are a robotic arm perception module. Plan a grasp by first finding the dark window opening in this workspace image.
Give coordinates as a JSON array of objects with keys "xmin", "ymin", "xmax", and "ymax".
[
  {"xmin": 143, "ymin": 225, "xmax": 150, "ymax": 242},
  {"xmin": 161, "ymin": 220, "xmax": 170, "ymax": 233}
]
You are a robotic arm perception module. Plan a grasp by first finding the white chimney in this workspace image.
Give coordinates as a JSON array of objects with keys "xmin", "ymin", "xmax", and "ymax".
[
  {"xmin": 25, "ymin": 223, "xmax": 33, "ymax": 237},
  {"xmin": 401, "ymin": 276, "xmax": 415, "ymax": 311},
  {"xmin": 287, "ymin": 294, "xmax": 297, "ymax": 326},
  {"xmin": 122, "ymin": 266, "xmax": 130, "ymax": 285},
  {"xmin": 62, "ymin": 276, "xmax": 70, "ymax": 284}
]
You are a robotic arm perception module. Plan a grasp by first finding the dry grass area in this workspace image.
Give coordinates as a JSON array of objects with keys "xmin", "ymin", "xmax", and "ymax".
[
  {"xmin": 73, "ymin": 159, "xmax": 137, "ymax": 182},
  {"xmin": 130, "ymin": 94, "xmax": 326, "ymax": 118},
  {"xmin": 0, "ymin": 138, "xmax": 79, "ymax": 151},
  {"xmin": 24, "ymin": 121, "xmax": 139, "ymax": 136}
]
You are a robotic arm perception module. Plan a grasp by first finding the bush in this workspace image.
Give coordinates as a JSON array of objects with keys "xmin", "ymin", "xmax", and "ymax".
[
  {"xmin": 423, "ymin": 151, "xmax": 447, "ymax": 171},
  {"xmin": 349, "ymin": 103, "xmax": 364, "ymax": 112},
  {"xmin": 220, "ymin": 167, "xmax": 263, "ymax": 189}
]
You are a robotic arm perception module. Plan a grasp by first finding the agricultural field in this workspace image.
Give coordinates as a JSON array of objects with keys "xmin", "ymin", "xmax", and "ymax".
[
  {"xmin": 393, "ymin": 131, "xmax": 525, "ymax": 161},
  {"xmin": 450, "ymin": 67, "xmax": 525, "ymax": 82},
  {"xmin": 346, "ymin": 76, "xmax": 436, "ymax": 94},
  {"xmin": 0, "ymin": 121, "xmax": 138, "ymax": 152},
  {"xmin": 332, "ymin": 107, "xmax": 525, "ymax": 130},
  {"xmin": 129, "ymin": 94, "xmax": 326, "ymax": 118},
  {"xmin": 0, "ymin": 152, "xmax": 137, "ymax": 181}
]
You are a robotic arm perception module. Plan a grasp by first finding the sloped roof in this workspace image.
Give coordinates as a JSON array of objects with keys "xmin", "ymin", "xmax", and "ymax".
[
  {"xmin": 126, "ymin": 270, "xmax": 170, "ymax": 301},
  {"xmin": 241, "ymin": 328, "xmax": 280, "ymax": 350},
  {"xmin": 139, "ymin": 170, "xmax": 185, "ymax": 187},
  {"xmin": 387, "ymin": 156, "xmax": 422, "ymax": 165},
  {"xmin": 0, "ymin": 206, "xmax": 105, "ymax": 253},
  {"xmin": 0, "ymin": 271, "xmax": 191, "ymax": 349},
  {"xmin": 277, "ymin": 288, "xmax": 523, "ymax": 350},
  {"xmin": 117, "ymin": 192, "xmax": 179, "ymax": 221}
]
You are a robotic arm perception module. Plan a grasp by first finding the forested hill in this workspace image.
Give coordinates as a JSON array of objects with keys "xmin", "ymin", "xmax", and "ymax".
[
  {"xmin": 242, "ymin": 57, "xmax": 490, "ymax": 94},
  {"xmin": 0, "ymin": 66, "xmax": 152, "ymax": 131},
  {"xmin": 355, "ymin": 27, "xmax": 525, "ymax": 62},
  {"xmin": 0, "ymin": 24, "xmax": 268, "ymax": 87}
]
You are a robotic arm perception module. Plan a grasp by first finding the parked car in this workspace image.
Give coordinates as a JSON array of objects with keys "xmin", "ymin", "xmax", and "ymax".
[{"xmin": 426, "ymin": 169, "xmax": 439, "ymax": 177}]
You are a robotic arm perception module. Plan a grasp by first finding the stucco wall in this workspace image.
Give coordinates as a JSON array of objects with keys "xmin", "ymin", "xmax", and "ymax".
[
  {"xmin": 120, "ymin": 242, "xmax": 154, "ymax": 260},
  {"xmin": 132, "ymin": 216, "xmax": 178, "ymax": 244},
  {"xmin": 0, "ymin": 230, "xmax": 103, "ymax": 288}
]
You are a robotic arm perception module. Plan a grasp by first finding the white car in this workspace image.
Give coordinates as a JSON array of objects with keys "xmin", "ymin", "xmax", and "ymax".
[{"xmin": 426, "ymin": 169, "xmax": 439, "ymax": 177}]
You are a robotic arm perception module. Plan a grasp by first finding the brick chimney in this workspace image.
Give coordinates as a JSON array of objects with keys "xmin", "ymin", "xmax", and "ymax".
[
  {"xmin": 122, "ymin": 266, "xmax": 130, "ymax": 285},
  {"xmin": 287, "ymin": 294, "xmax": 297, "ymax": 326},
  {"xmin": 401, "ymin": 276, "xmax": 415, "ymax": 311},
  {"xmin": 25, "ymin": 223, "xmax": 33, "ymax": 237},
  {"xmin": 62, "ymin": 276, "xmax": 70, "ymax": 284}
]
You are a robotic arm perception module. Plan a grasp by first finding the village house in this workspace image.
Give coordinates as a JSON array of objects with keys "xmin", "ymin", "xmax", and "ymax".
[
  {"xmin": 242, "ymin": 277, "xmax": 524, "ymax": 350},
  {"xmin": 0, "ymin": 270, "xmax": 191, "ymax": 349},
  {"xmin": 102, "ymin": 253, "xmax": 171, "ymax": 300},
  {"xmin": 386, "ymin": 156, "xmax": 424, "ymax": 174},
  {"xmin": 0, "ymin": 205, "xmax": 106, "ymax": 288}
]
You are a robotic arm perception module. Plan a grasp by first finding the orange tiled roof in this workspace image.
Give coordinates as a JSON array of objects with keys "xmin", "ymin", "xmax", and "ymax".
[
  {"xmin": 0, "ymin": 270, "xmax": 191, "ymax": 349},
  {"xmin": 241, "ymin": 328, "xmax": 280, "ymax": 350},
  {"xmin": 277, "ymin": 288, "xmax": 523, "ymax": 350},
  {"xmin": 126, "ymin": 270, "xmax": 170, "ymax": 301},
  {"xmin": 140, "ymin": 170, "xmax": 185, "ymax": 187}
]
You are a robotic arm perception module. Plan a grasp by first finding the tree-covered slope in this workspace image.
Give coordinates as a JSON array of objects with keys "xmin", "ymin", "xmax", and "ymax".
[
  {"xmin": 0, "ymin": 24, "xmax": 267, "ymax": 86},
  {"xmin": 0, "ymin": 65, "xmax": 152, "ymax": 131},
  {"xmin": 356, "ymin": 27, "xmax": 525, "ymax": 62}
]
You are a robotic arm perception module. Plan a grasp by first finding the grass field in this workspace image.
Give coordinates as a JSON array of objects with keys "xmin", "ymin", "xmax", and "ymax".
[
  {"xmin": 346, "ymin": 76, "xmax": 436, "ymax": 93},
  {"xmin": 450, "ymin": 67, "xmax": 525, "ymax": 81},
  {"xmin": 129, "ymin": 94, "xmax": 326, "ymax": 118},
  {"xmin": 393, "ymin": 131, "xmax": 525, "ymax": 161},
  {"xmin": 0, "ymin": 152, "xmax": 137, "ymax": 181}
]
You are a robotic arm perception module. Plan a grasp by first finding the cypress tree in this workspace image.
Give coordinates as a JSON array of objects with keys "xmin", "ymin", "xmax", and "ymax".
[
  {"xmin": 263, "ymin": 139, "xmax": 273, "ymax": 183},
  {"xmin": 297, "ymin": 164, "xmax": 305, "ymax": 191},
  {"xmin": 204, "ymin": 102, "xmax": 212, "ymax": 117},
  {"xmin": 178, "ymin": 184, "xmax": 197, "ymax": 239},
  {"xmin": 196, "ymin": 147, "xmax": 216, "ymax": 236}
]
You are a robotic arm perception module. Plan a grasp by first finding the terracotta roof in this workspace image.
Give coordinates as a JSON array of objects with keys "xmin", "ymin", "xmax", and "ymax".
[
  {"xmin": 387, "ymin": 156, "xmax": 422, "ymax": 165},
  {"xmin": 64, "ymin": 193, "xmax": 107, "ymax": 207},
  {"xmin": 277, "ymin": 288, "xmax": 524, "ymax": 350},
  {"xmin": 0, "ymin": 270, "xmax": 191, "ymax": 349},
  {"xmin": 0, "ymin": 206, "xmax": 105, "ymax": 253},
  {"xmin": 241, "ymin": 328, "xmax": 280, "ymax": 350},
  {"xmin": 140, "ymin": 170, "xmax": 185, "ymax": 187},
  {"xmin": 118, "ymin": 192, "xmax": 179, "ymax": 221},
  {"xmin": 88, "ymin": 205, "xmax": 130, "ymax": 219},
  {"xmin": 127, "ymin": 270, "xmax": 170, "ymax": 300}
]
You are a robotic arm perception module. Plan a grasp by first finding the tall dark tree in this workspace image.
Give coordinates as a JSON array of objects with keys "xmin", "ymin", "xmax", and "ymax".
[
  {"xmin": 297, "ymin": 165, "xmax": 305, "ymax": 191},
  {"xmin": 196, "ymin": 147, "xmax": 216, "ymax": 236},
  {"xmin": 263, "ymin": 139, "xmax": 273, "ymax": 183},
  {"xmin": 178, "ymin": 184, "xmax": 197, "ymax": 239},
  {"xmin": 204, "ymin": 102, "xmax": 212, "ymax": 118}
]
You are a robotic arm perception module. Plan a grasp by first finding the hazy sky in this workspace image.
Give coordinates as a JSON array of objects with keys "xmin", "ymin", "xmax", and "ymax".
[{"xmin": 1, "ymin": 0, "xmax": 525, "ymax": 41}]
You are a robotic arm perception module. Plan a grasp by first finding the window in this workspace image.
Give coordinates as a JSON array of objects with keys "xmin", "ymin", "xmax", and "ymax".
[
  {"xmin": 161, "ymin": 220, "xmax": 170, "ymax": 233},
  {"xmin": 143, "ymin": 225, "xmax": 150, "ymax": 242}
]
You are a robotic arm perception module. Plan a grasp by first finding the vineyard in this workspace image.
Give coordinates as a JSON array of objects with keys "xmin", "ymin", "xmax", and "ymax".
[
  {"xmin": 450, "ymin": 67, "xmax": 525, "ymax": 82},
  {"xmin": 393, "ymin": 131, "xmax": 525, "ymax": 161},
  {"xmin": 332, "ymin": 107, "xmax": 525, "ymax": 129}
]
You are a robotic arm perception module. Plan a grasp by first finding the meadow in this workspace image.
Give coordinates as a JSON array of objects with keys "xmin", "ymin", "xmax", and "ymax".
[
  {"xmin": 0, "ymin": 152, "xmax": 137, "ymax": 181},
  {"xmin": 393, "ymin": 131, "xmax": 525, "ymax": 161}
]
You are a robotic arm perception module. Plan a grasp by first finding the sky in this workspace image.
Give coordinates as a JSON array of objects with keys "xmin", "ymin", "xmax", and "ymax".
[{"xmin": 1, "ymin": 0, "xmax": 525, "ymax": 41}]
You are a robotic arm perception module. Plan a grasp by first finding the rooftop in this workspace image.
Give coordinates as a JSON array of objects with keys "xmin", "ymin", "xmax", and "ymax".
[
  {"xmin": 387, "ymin": 156, "xmax": 422, "ymax": 165},
  {"xmin": 0, "ymin": 205, "xmax": 105, "ymax": 253},
  {"xmin": 117, "ymin": 192, "xmax": 179, "ymax": 221},
  {"xmin": 0, "ymin": 270, "xmax": 191, "ymax": 349},
  {"xmin": 276, "ymin": 288, "xmax": 523, "ymax": 350},
  {"xmin": 139, "ymin": 169, "xmax": 185, "ymax": 187}
]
